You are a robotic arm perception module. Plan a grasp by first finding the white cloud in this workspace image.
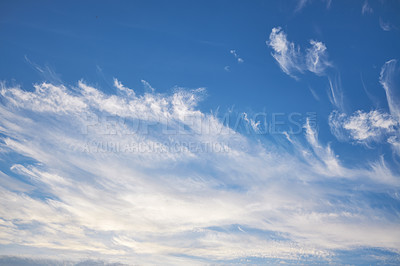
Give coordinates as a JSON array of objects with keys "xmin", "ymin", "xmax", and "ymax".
[
  {"xmin": 345, "ymin": 111, "xmax": 397, "ymax": 140},
  {"xmin": 309, "ymin": 87, "xmax": 320, "ymax": 101},
  {"xmin": 230, "ymin": 49, "xmax": 244, "ymax": 63},
  {"xmin": 267, "ymin": 27, "xmax": 331, "ymax": 78},
  {"xmin": 361, "ymin": 0, "xmax": 373, "ymax": 15},
  {"xmin": 380, "ymin": 59, "xmax": 400, "ymax": 119},
  {"xmin": 327, "ymin": 76, "xmax": 346, "ymax": 112},
  {"xmin": 114, "ymin": 78, "xmax": 135, "ymax": 97},
  {"xmin": 267, "ymin": 27, "xmax": 303, "ymax": 78},
  {"xmin": 0, "ymin": 82, "xmax": 87, "ymax": 114},
  {"xmin": 295, "ymin": 0, "xmax": 332, "ymax": 12},
  {"xmin": 303, "ymin": 118, "xmax": 344, "ymax": 176},
  {"xmin": 24, "ymin": 56, "xmax": 63, "ymax": 85},
  {"xmin": 306, "ymin": 40, "xmax": 331, "ymax": 75},
  {"xmin": 243, "ymin": 112, "xmax": 261, "ymax": 133},
  {"xmin": 328, "ymin": 111, "xmax": 348, "ymax": 141},
  {"xmin": 379, "ymin": 18, "xmax": 392, "ymax": 31},
  {"xmin": 388, "ymin": 136, "xmax": 400, "ymax": 155},
  {"xmin": 329, "ymin": 60, "xmax": 400, "ymax": 155},
  {"xmin": 0, "ymin": 79, "xmax": 400, "ymax": 264},
  {"xmin": 295, "ymin": 0, "xmax": 310, "ymax": 12},
  {"xmin": 330, "ymin": 110, "xmax": 397, "ymax": 142}
]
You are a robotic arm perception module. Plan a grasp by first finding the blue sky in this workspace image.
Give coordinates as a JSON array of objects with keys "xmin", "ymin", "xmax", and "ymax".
[{"xmin": 1, "ymin": 0, "xmax": 400, "ymax": 265}]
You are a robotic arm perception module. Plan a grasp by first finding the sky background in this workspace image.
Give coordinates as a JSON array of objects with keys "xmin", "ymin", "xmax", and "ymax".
[{"xmin": 1, "ymin": 0, "xmax": 400, "ymax": 265}]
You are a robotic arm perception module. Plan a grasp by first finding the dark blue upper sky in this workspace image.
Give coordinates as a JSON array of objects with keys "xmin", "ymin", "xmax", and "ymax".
[{"xmin": 1, "ymin": 1, "xmax": 398, "ymax": 106}]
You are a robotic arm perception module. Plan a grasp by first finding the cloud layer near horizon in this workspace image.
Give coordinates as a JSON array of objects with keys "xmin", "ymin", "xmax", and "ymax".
[{"xmin": 0, "ymin": 76, "xmax": 400, "ymax": 264}]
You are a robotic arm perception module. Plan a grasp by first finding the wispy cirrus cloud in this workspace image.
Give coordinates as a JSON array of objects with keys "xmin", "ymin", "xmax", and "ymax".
[
  {"xmin": 267, "ymin": 27, "xmax": 347, "ymax": 114},
  {"xmin": 295, "ymin": 0, "xmax": 310, "ymax": 12},
  {"xmin": 327, "ymin": 75, "xmax": 346, "ymax": 112},
  {"xmin": 295, "ymin": 0, "xmax": 332, "ymax": 12},
  {"xmin": 0, "ymin": 78, "xmax": 400, "ymax": 264},
  {"xmin": 329, "ymin": 60, "xmax": 400, "ymax": 155},
  {"xmin": 361, "ymin": 0, "xmax": 373, "ymax": 15},
  {"xmin": 379, "ymin": 18, "xmax": 393, "ymax": 31},
  {"xmin": 306, "ymin": 40, "xmax": 331, "ymax": 75},
  {"xmin": 267, "ymin": 27, "xmax": 303, "ymax": 78},
  {"xmin": 267, "ymin": 27, "xmax": 331, "ymax": 79},
  {"xmin": 380, "ymin": 59, "xmax": 400, "ymax": 119},
  {"xmin": 24, "ymin": 55, "xmax": 63, "ymax": 85}
]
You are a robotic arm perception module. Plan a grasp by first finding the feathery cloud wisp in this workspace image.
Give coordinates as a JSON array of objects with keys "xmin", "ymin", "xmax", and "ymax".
[
  {"xmin": 306, "ymin": 40, "xmax": 331, "ymax": 75},
  {"xmin": 267, "ymin": 27, "xmax": 331, "ymax": 78},
  {"xmin": 361, "ymin": 0, "xmax": 373, "ymax": 15},
  {"xmin": 267, "ymin": 27, "xmax": 303, "ymax": 78}
]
